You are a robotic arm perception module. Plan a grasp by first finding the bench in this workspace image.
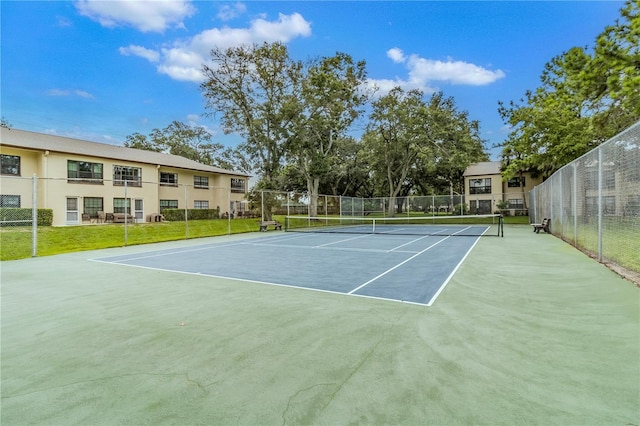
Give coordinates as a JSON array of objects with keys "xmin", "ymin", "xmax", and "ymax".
[
  {"xmin": 531, "ymin": 218, "xmax": 550, "ymax": 234},
  {"xmin": 112, "ymin": 213, "xmax": 134, "ymax": 223},
  {"xmin": 259, "ymin": 220, "xmax": 282, "ymax": 232}
]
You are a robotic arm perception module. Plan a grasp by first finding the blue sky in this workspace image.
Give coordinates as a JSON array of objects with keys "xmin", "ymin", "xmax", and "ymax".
[{"xmin": 1, "ymin": 1, "xmax": 625, "ymax": 159}]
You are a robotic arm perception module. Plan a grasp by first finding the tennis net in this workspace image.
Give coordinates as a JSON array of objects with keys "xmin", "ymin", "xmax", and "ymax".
[{"xmin": 284, "ymin": 214, "xmax": 504, "ymax": 237}]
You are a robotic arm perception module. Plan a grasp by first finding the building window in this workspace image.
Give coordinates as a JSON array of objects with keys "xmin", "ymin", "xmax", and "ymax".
[
  {"xmin": 113, "ymin": 198, "xmax": 131, "ymax": 214},
  {"xmin": 586, "ymin": 196, "xmax": 617, "ymax": 215},
  {"xmin": 1, "ymin": 155, "xmax": 20, "ymax": 175},
  {"xmin": 84, "ymin": 197, "xmax": 103, "ymax": 217},
  {"xmin": 603, "ymin": 169, "xmax": 615, "ymax": 190},
  {"xmin": 508, "ymin": 199, "xmax": 524, "ymax": 209},
  {"xmin": 194, "ymin": 176, "xmax": 209, "ymax": 189},
  {"xmin": 507, "ymin": 177, "xmax": 525, "ymax": 187},
  {"xmin": 585, "ymin": 169, "xmax": 616, "ymax": 190},
  {"xmin": 231, "ymin": 178, "xmax": 246, "ymax": 193},
  {"xmin": 603, "ymin": 195, "xmax": 615, "ymax": 215},
  {"xmin": 66, "ymin": 197, "xmax": 79, "ymax": 223},
  {"xmin": 113, "ymin": 165, "xmax": 142, "ymax": 187},
  {"xmin": 160, "ymin": 172, "xmax": 178, "ymax": 186},
  {"xmin": 629, "ymin": 164, "xmax": 640, "ymax": 182},
  {"xmin": 194, "ymin": 200, "xmax": 209, "ymax": 209},
  {"xmin": 160, "ymin": 199, "xmax": 178, "ymax": 213},
  {"xmin": 0, "ymin": 195, "xmax": 20, "ymax": 207},
  {"xmin": 68, "ymin": 160, "xmax": 103, "ymax": 183},
  {"xmin": 469, "ymin": 178, "xmax": 492, "ymax": 194},
  {"xmin": 625, "ymin": 195, "xmax": 640, "ymax": 215}
]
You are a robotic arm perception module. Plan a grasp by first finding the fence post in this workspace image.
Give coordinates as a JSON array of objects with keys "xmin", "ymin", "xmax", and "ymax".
[
  {"xmin": 597, "ymin": 147, "xmax": 603, "ymax": 262},
  {"xmin": 184, "ymin": 185, "xmax": 189, "ymax": 239},
  {"xmin": 32, "ymin": 174, "xmax": 37, "ymax": 257},
  {"xmin": 573, "ymin": 163, "xmax": 577, "ymax": 246},
  {"xmin": 124, "ymin": 180, "xmax": 128, "ymax": 246}
]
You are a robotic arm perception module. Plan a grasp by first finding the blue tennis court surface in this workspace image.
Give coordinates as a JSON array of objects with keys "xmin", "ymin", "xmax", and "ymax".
[{"xmin": 93, "ymin": 231, "xmax": 483, "ymax": 306}]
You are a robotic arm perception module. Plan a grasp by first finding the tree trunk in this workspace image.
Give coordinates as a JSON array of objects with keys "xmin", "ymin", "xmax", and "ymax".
[{"xmin": 307, "ymin": 176, "xmax": 320, "ymax": 217}]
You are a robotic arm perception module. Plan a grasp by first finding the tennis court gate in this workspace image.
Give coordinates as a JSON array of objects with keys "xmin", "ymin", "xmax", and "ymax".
[{"xmin": 529, "ymin": 120, "xmax": 640, "ymax": 275}]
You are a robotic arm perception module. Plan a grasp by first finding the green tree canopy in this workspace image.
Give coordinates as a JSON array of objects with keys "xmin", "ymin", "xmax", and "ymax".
[
  {"xmin": 124, "ymin": 120, "xmax": 228, "ymax": 168},
  {"xmin": 200, "ymin": 42, "xmax": 303, "ymax": 193},
  {"xmin": 499, "ymin": 0, "xmax": 639, "ymax": 180},
  {"xmin": 363, "ymin": 88, "xmax": 486, "ymax": 216},
  {"xmin": 288, "ymin": 52, "xmax": 369, "ymax": 216}
]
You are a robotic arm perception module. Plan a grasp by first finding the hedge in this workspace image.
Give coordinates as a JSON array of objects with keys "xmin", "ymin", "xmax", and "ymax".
[
  {"xmin": 0, "ymin": 208, "xmax": 53, "ymax": 226},
  {"xmin": 162, "ymin": 208, "xmax": 220, "ymax": 221}
]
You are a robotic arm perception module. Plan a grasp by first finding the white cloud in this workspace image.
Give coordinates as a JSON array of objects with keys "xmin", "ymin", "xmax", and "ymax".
[
  {"xmin": 217, "ymin": 3, "xmax": 246, "ymax": 21},
  {"xmin": 75, "ymin": 0, "xmax": 196, "ymax": 33},
  {"xmin": 74, "ymin": 90, "xmax": 95, "ymax": 99},
  {"xmin": 128, "ymin": 12, "xmax": 311, "ymax": 82},
  {"xmin": 370, "ymin": 48, "xmax": 505, "ymax": 97},
  {"xmin": 56, "ymin": 16, "xmax": 72, "ymax": 27},
  {"xmin": 46, "ymin": 89, "xmax": 71, "ymax": 96},
  {"xmin": 406, "ymin": 55, "xmax": 506, "ymax": 86},
  {"xmin": 119, "ymin": 45, "xmax": 160, "ymax": 63},
  {"xmin": 46, "ymin": 88, "xmax": 95, "ymax": 99},
  {"xmin": 387, "ymin": 48, "xmax": 405, "ymax": 63},
  {"xmin": 500, "ymin": 124, "xmax": 513, "ymax": 134}
]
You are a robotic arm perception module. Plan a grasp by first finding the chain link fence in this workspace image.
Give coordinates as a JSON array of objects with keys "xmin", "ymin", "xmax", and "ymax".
[
  {"xmin": 530, "ymin": 120, "xmax": 640, "ymax": 277},
  {"xmin": 257, "ymin": 191, "xmax": 526, "ymax": 218},
  {"xmin": 0, "ymin": 176, "xmax": 251, "ymax": 258},
  {"xmin": 3, "ymin": 175, "xmax": 536, "ymax": 259}
]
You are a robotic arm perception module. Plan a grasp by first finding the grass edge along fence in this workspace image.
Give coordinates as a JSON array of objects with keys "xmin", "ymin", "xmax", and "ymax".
[
  {"xmin": 530, "ymin": 120, "xmax": 640, "ymax": 280},
  {"xmin": 2, "ymin": 182, "xmax": 530, "ymax": 261}
]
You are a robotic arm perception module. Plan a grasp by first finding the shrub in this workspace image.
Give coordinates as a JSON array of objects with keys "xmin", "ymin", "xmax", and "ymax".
[
  {"xmin": 0, "ymin": 208, "xmax": 53, "ymax": 226},
  {"xmin": 162, "ymin": 208, "xmax": 220, "ymax": 221}
]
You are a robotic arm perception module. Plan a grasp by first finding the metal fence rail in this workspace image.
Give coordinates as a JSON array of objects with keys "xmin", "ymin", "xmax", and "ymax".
[{"xmin": 530, "ymin": 120, "xmax": 640, "ymax": 275}]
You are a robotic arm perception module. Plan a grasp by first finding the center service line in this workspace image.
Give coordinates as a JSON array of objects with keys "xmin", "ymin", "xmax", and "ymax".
[{"xmin": 348, "ymin": 235, "xmax": 451, "ymax": 294}]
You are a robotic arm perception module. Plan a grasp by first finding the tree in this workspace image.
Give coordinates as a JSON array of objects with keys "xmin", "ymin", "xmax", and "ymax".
[
  {"xmin": 418, "ymin": 94, "xmax": 488, "ymax": 195},
  {"xmin": 288, "ymin": 52, "xmax": 368, "ymax": 216},
  {"xmin": 320, "ymin": 136, "xmax": 371, "ymax": 197},
  {"xmin": 364, "ymin": 88, "xmax": 487, "ymax": 216},
  {"xmin": 124, "ymin": 121, "xmax": 228, "ymax": 168},
  {"xmin": 586, "ymin": 0, "xmax": 640, "ymax": 135},
  {"xmin": 201, "ymin": 42, "xmax": 303, "ymax": 198},
  {"xmin": 499, "ymin": 0, "xmax": 639, "ymax": 180},
  {"xmin": 363, "ymin": 88, "xmax": 437, "ymax": 216},
  {"xmin": 499, "ymin": 47, "xmax": 598, "ymax": 180}
]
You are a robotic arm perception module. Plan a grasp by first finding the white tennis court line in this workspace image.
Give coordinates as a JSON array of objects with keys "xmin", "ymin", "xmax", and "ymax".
[
  {"xmin": 247, "ymin": 242, "xmax": 395, "ymax": 254},
  {"xmin": 314, "ymin": 233, "xmax": 371, "ymax": 247},
  {"xmin": 90, "ymin": 232, "xmax": 310, "ymax": 264},
  {"xmin": 89, "ymin": 241, "xmax": 250, "ymax": 264},
  {"xmin": 245, "ymin": 232, "xmax": 445, "ymax": 254},
  {"xmin": 348, "ymin": 225, "xmax": 474, "ymax": 297},
  {"xmin": 348, "ymin": 236, "xmax": 451, "ymax": 294},
  {"xmin": 426, "ymin": 233, "xmax": 483, "ymax": 306},
  {"xmin": 90, "ymin": 226, "xmax": 481, "ymax": 307},
  {"xmin": 89, "ymin": 259, "xmax": 434, "ymax": 307},
  {"xmin": 388, "ymin": 234, "xmax": 432, "ymax": 252}
]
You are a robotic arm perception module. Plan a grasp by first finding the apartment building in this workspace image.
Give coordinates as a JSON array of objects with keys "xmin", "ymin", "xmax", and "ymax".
[
  {"xmin": 463, "ymin": 161, "xmax": 542, "ymax": 215},
  {"xmin": 0, "ymin": 128, "xmax": 249, "ymax": 226}
]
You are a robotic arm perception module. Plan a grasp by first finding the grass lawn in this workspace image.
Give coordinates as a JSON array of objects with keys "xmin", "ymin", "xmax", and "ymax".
[
  {"xmin": 0, "ymin": 218, "xmax": 263, "ymax": 261},
  {"xmin": 0, "ymin": 215, "xmax": 530, "ymax": 261}
]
